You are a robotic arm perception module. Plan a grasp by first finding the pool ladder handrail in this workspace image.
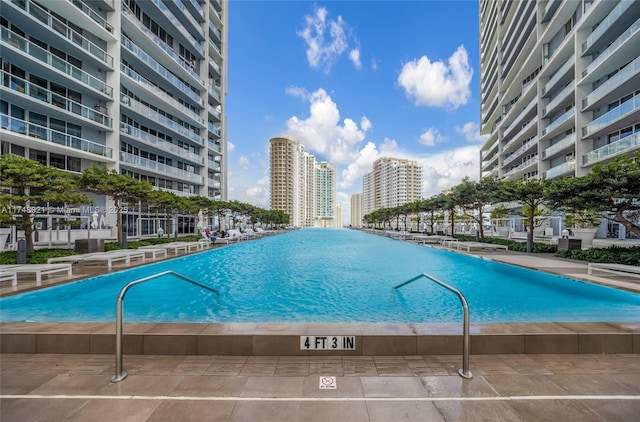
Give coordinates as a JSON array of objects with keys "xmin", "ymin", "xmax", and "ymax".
[
  {"xmin": 394, "ymin": 273, "xmax": 472, "ymax": 379},
  {"xmin": 111, "ymin": 270, "xmax": 220, "ymax": 383}
]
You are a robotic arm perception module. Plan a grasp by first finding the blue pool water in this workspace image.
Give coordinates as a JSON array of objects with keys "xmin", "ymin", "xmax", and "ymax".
[{"xmin": 1, "ymin": 229, "xmax": 639, "ymax": 323}]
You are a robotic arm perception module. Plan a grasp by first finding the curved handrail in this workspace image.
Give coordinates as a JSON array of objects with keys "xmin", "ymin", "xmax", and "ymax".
[
  {"xmin": 111, "ymin": 270, "xmax": 220, "ymax": 383},
  {"xmin": 394, "ymin": 273, "xmax": 472, "ymax": 379}
]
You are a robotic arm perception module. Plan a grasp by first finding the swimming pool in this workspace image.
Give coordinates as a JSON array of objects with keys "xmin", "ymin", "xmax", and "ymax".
[{"xmin": 1, "ymin": 228, "xmax": 639, "ymax": 323}]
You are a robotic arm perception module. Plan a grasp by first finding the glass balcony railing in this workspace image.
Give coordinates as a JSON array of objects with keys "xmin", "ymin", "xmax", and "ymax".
[
  {"xmin": 542, "ymin": 133, "xmax": 576, "ymax": 159},
  {"xmin": 173, "ymin": 0, "xmax": 204, "ymax": 38},
  {"xmin": 121, "ymin": 38, "xmax": 202, "ymax": 106},
  {"xmin": 121, "ymin": 65, "xmax": 204, "ymax": 125},
  {"xmin": 208, "ymin": 141, "xmax": 221, "ymax": 153},
  {"xmin": 503, "ymin": 136, "xmax": 538, "ymax": 166},
  {"xmin": 153, "ymin": 186, "xmax": 193, "ymax": 197},
  {"xmin": 208, "ymin": 86, "xmax": 220, "ymax": 102},
  {"xmin": 67, "ymin": 0, "xmax": 113, "ymax": 34},
  {"xmin": 188, "ymin": 0, "xmax": 204, "ymax": 19},
  {"xmin": 542, "ymin": 55, "xmax": 573, "ymax": 96},
  {"xmin": 582, "ymin": 0, "xmax": 634, "ymax": 54},
  {"xmin": 542, "ymin": 107, "xmax": 574, "ymax": 136},
  {"xmin": 545, "ymin": 159, "xmax": 575, "ymax": 179},
  {"xmin": 504, "ymin": 155, "xmax": 538, "ymax": 177},
  {"xmin": 542, "ymin": 82, "xmax": 575, "ymax": 117},
  {"xmin": 1, "ymin": 113, "xmax": 112, "ymax": 158},
  {"xmin": 209, "ymin": 21, "xmax": 221, "ymax": 40},
  {"xmin": 208, "ymin": 58, "xmax": 220, "ymax": 75},
  {"xmin": 209, "ymin": 38, "xmax": 221, "ymax": 56},
  {"xmin": 120, "ymin": 123, "xmax": 204, "ymax": 165},
  {"xmin": 1, "ymin": 71, "xmax": 112, "ymax": 127},
  {"xmin": 150, "ymin": 0, "xmax": 202, "ymax": 53},
  {"xmin": 9, "ymin": 0, "xmax": 113, "ymax": 68},
  {"xmin": 120, "ymin": 152, "xmax": 203, "ymax": 184},
  {"xmin": 122, "ymin": 5, "xmax": 203, "ymax": 85},
  {"xmin": 1, "ymin": 27, "xmax": 113, "ymax": 97},
  {"xmin": 582, "ymin": 132, "xmax": 640, "ymax": 166},
  {"xmin": 584, "ymin": 56, "xmax": 640, "ymax": 109},
  {"xmin": 121, "ymin": 96, "xmax": 203, "ymax": 145},
  {"xmin": 208, "ymin": 123, "xmax": 220, "ymax": 136},
  {"xmin": 207, "ymin": 159, "xmax": 221, "ymax": 171},
  {"xmin": 583, "ymin": 96, "xmax": 640, "ymax": 137},
  {"xmin": 208, "ymin": 178, "xmax": 221, "ymax": 189},
  {"xmin": 583, "ymin": 18, "xmax": 640, "ymax": 78}
]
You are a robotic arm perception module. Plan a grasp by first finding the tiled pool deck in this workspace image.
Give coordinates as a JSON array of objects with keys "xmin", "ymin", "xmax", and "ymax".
[{"xmin": 1, "ymin": 239, "xmax": 639, "ymax": 420}]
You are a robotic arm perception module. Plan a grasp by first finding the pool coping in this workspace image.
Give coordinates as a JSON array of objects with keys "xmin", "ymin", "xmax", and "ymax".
[{"xmin": 1, "ymin": 321, "xmax": 638, "ymax": 356}]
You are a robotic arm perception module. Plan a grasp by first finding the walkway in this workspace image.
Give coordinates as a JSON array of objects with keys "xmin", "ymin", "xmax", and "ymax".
[{"xmin": 1, "ymin": 237, "xmax": 639, "ymax": 421}]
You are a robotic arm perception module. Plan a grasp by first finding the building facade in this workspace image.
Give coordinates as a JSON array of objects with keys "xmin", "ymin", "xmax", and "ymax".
[
  {"xmin": 1, "ymin": 0, "xmax": 227, "ymax": 236},
  {"xmin": 350, "ymin": 192, "xmax": 363, "ymax": 227},
  {"xmin": 362, "ymin": 157, "xmax": 423, "ymax": 216},
  {"xmin": 479, "ymin": 0, "xmax": 640, "ymax": 182},
  {"xmin": 269, "ymin": 137, "xmax": 338, "ymax": 228}
]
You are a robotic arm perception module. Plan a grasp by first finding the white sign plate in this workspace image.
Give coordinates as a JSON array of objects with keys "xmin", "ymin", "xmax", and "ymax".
[
  {"xmin": 300, "ymin": 336, "xmax": 356, "ymax": 350},
  {"xmin": 319, "ymin": 376, "xmax": 337, "ymax": 389}
]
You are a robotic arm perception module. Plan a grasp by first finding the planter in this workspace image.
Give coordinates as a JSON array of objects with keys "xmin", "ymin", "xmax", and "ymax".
[{"xmin": 571, "ymin": 228, "xmax": 597, "ymax": 247}]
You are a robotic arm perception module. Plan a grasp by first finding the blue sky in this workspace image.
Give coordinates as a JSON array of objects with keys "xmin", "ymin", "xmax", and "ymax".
[{"xmin": 225, "ymin": 1, "xmax": 485, "ymax": 221}]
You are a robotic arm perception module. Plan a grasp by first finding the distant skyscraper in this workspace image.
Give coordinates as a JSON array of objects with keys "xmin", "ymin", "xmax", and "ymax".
[
  {"xmin": 350, "ymin": 193, "xmax": 363, "ymax": 227},
  {"xmin": 269, "ymin": 137, "xmax": 338, "ymax": 227},
  {"xmin": 362, "ymin": 157, "xmax": 423, "ymax": 216},
  {"xmin": 479, "ymin": 0, "xmax": 640, "ymax": 181}
]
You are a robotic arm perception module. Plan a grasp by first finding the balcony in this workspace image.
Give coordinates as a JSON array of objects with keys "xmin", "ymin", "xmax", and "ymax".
[
  {"xmin": 208, "ymin": 178, "xmax": 221, "ymax": 189},
  {"xmin": 503, "ymin": 97, "xmax": 537, "ymax": 139},
  {"xmin": 121, "ymin": 96, "xmax": 203, "ymax": 146},
  {"xmin": 120, "ymin": 152, "xmax": 204, "ymax": 184},
  {"xmin": 6, "ymin": 0, "xmax": 113, "ymax": 68},
  {"xmin": 542, "ymin": 108, "xmax": 575, "ymax": 137},
  {"xmin": 542, "ymin": 82, "xmax": 575, "ymax": 118},
  {"xmin": 583, "ymin": 56, "xmax": 640, "ymax": 110},
  {"xmin": 120, "ymin": 123, "xmax": 204, "ymax": 165},
  {"xmin": 208, "ymin": 58, "xmax": 221, "ymax": 76},
  {"xmin": 153, "ymin": 186, "xmax": 193, "ymax": 197},
  {"xmin": 545, "ymin": 159, "xmax": 575, "ymax": 179},
  {"xmin": 582, "ymin": 0, "xmax": 634, "ymax": 55},
  {"xmin": 207, "ymin": 159, "xmax": 221, "ymax": 171},
  {"xmin": 503, "ymin": 136, "xmax": 538, "ymax": 166},
  {"xmin": 1, "ymin": 71, "xmax": 112, "ymax": 128},
  {"xmin": 64, "ymin": 0, "xmax": 114, "ymax": 37},
  {"xmin": 122, "ymin": 5, "xmax": 203, "ymax": 86},
  {"xmin": 121, "ymin": 64, "xmax": 204, "ymax": 126},
  {"xmin": 149, "ymin": 0, "xmax": 203, "ymax": 56},
  {"xmin": 208, "ymin": 123, "xmax": 221, "ymax": 137},
  {"xmin": 582, "ymin": 132, "xmax": 640, "ymax": 166},
  {"xmin": 542, "ymin": 55, "xmax": 574, "ymax": 96},
  {"xmin": 504, "ymin": 155, "xmax": 538, "ymax": 178},
  {"xmin": 1, "ymin": 113, "xmax": 112, "ymax": 158},
  {"xmin": 582, "ymin": 17, "xmax": 640, "ymax": 79},
  {"xmin": 208, "ymin": 141, "xmax": 221, "ymax": 153},
  {"xmin": 542, "ymin": 133, "xmax": 576, "ymax": 159},
  {"xmin": 1, "ymin": 27, "xmax": 113, "ymax": 98},
  {"xmin": 167, "ymin": 0, "xmax": 204, "ymax": 39},
  {"xmin": 121, "ymin": 37, "xmax": 203, "ymax": 107},
  {"xmin": 582, "ymin": 96, "xmax": 640, "ymax": 138}
]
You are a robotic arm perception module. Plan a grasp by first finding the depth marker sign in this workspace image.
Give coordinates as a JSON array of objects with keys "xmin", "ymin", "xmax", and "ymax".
[
  {"xmin": 319, "ymin": 376, "xmax": 337, "ymax": 389},
  {"xmin": 300, "ymin": 336, "xmax": 356, "ymax": 350}
]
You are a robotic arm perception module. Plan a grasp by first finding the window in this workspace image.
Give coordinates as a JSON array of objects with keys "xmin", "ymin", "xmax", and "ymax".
[
  {"xmin": 50, "ymin": 153, "xmax": 65, "ymax": 169},
  {"xmin": 67, "ymin": 157, "xmax": 81, "ymax": 172},
  {"xmin": 29, "ymin": 149, "xmax": 47, "ymax": 165}
]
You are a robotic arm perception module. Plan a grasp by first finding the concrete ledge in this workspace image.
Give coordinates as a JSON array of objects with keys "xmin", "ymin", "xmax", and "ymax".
[{"xmin": 1, "ymin": 323, "xmax": 638, "ymax": 356}]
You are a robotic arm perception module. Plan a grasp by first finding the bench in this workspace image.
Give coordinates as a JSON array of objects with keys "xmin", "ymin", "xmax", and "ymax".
[
  {"xmin": 0, "ymin": 270, "xmax": 18, "ymax": 286},
  {"xmin": 455, "ymin": 242, "xmax": 509, "ymax": 252},
  {"xmin": 2, "ymin": 264, "xmax": 73, "ymax": 286},
  {"xmin": 587, "ymin": 263, "xmax": 640, "ymax": 278}
]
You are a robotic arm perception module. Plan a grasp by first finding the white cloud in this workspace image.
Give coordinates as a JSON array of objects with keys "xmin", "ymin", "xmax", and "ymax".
[
  {"xmin": 397, "ymin": 45, "xmax": 473, "ymax": 109},
  {"xmin": 419, "ymin": 127, "xmax": 447, "ymax": 146},
  {"xmin": 349, "ymin": 48, "xmax": 361, "ymax": 69},
  {"xmin": 371, "ymin": 57, "xmax": 379, "ymax": 71},
  {"xmin": 284, "ymin": 88, "xmax": 371, "ymax": 165},
  {"xmin": 237, "ymin": 156, "xmax": 250, "ymax": 170},
  {"xmin": 297, "ymin": 6, "xmax": 360, "ymax": 72},
  {"xmin": 455, "ymin": 121, "xmax": 488, "ymax": 143},
  {"xmin": 339, "ymin": 137, "xmax": 399, "ymax": 189},
  {"xmin": 417, "ymin": 145, "xmax": 480, "ymax": 198},
  {"xmin": 227, "ymin": 141, "xmax": 235, "ymax": 153},
  {"xmin": 285, "ymin": 85, "xmax": 310, "ymax": 100}
]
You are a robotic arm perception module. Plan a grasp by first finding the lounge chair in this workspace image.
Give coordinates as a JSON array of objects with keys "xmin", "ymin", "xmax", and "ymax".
[
  {"xmin": 49, "ymin": 251, "xmax": 145, "ymax": 269},
  {"xmin": 2, "ymin": 264, "xmax": 73, "ymax": 286},
  {"xmin": 0, "ymin": 270, "xmax": 18, "ymax": 286}
]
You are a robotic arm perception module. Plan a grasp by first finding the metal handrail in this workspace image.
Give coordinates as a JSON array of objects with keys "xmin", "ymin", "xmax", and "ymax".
[
  {"xmin": 111, "ymin": 270, "xmax": 220, "ymax": 383},
  {"xmin": 394, "ymin": 273, "xmax": 472, "ymax": 379}
]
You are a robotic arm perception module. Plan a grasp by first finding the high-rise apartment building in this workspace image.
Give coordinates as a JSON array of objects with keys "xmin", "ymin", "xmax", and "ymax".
[
  {"xmin": 1, "ymin": 0, "xmax": 227, "ymax": 235},
  {"xmin": 313, "ymin": 161, "xmax": 336, "ymax": 227},
  {"xmin": 362, "ymin": 157, "xmax": 423, "ymax": 216},
  {"xmin": 479, "ymin": 0, "xmax": 640, "ymax": 181},
  {"xmin": 350, "ymin": 193, "xmax": 363, "ymax": 227},
  {"xmin": 269, "ymin": 137, "xmax": 338, "ymax": 228}
]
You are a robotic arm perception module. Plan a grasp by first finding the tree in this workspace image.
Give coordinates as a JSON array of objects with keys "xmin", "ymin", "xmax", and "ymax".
[
  {"xmin": 454, "ymin": 176, "xmax": 506, "ymax": 238},
  {"xmin": 546, "ymin": 154, "xmax": 640, "ymax": 238},
  {"xmin": 0, "ymin": 154, "xmax": 92, "ymax": 253},
  {"xmin": 79, "ymin": 164, "xmax": 152, "ymax": 246},
  {"xmin": 505, "ymin": 178, "xmax": 549, "ymax": 253}
]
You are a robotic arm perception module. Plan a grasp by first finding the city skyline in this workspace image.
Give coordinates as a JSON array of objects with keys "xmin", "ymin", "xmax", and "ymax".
[{"xmin": 226, "ymin": 1, "xmax": 485, "ymax": 223}]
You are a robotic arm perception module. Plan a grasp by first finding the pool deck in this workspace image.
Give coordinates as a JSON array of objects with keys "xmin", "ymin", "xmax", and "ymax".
[{"xmin": 1, "ymin": 238, "xmax": 639, "ymax": 420}]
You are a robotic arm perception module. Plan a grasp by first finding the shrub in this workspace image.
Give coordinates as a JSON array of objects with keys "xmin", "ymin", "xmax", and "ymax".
[
  {"xmin": 556, "ymin": 246, "xmax": 640, "ymax": 265},
  {"xmin": 455, "ymin": 235, "xmax": 557, "ymax": 253},
  {"xmin": 0, "ymin": 248, "xmax": 76, "ymax": 265}
]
